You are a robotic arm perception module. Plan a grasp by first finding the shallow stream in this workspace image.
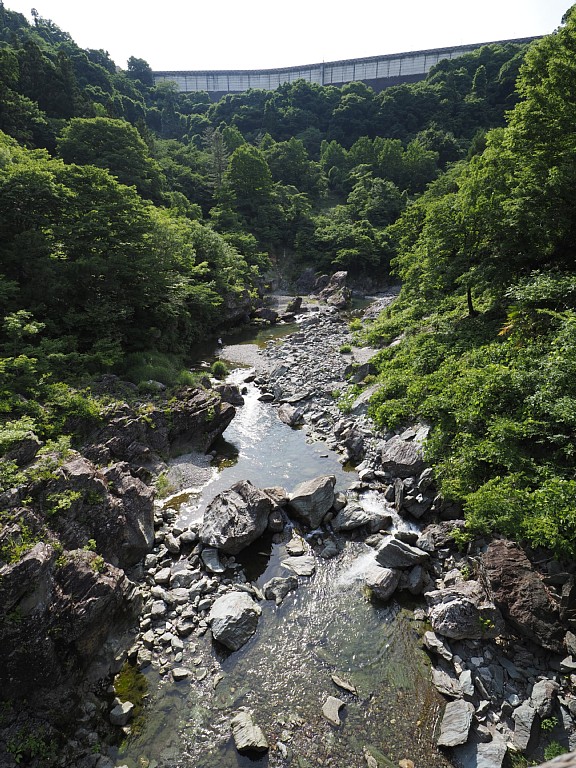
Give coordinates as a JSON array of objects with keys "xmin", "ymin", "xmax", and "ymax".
[{"xmin": 112, "ymin": 329, "xmax": 454, "ymax": 768}]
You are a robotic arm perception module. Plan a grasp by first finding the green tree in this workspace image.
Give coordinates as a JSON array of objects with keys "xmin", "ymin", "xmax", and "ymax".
[
  {"xmin": 126, "ymin": 56, "xmax": 154, "ymax": 87},
  {"xmin": 57, "ymin": 117, "xmax": 166, "ymax": 201}
]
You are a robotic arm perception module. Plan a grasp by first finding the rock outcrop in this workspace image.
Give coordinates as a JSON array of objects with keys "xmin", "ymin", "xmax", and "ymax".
[
  {"xmin": 0, "ymin": 547, "xmax": 138, "ymax": 698},
  {"xmin": 483, "ymin": 539, "xmax": 564, "ymax": 652},
  {"xmin": 318, "ymin": 271, "xmax": 351, "ymax": 309}
]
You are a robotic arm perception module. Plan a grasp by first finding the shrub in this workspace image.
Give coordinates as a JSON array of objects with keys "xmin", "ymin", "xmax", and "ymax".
[{"xmin": 211, "ymin": 360, "xmax": 228, "ymax": 380}]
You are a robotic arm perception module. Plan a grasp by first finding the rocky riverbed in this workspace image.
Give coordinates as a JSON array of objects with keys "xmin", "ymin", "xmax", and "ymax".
[{"xmin": 2, "ymin": 279, "xmax": 576, "ymax": 768}]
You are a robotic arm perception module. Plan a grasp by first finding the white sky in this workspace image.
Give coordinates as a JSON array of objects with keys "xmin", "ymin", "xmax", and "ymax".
[{"xmin": 4, "ymin": 0, "xmax": 572, "ymax": 71}]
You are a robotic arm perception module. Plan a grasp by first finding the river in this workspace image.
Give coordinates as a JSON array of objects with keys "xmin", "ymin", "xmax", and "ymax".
[{"xmin": 111, "ymin": 316, "xmax": 454, "ymax": 768}]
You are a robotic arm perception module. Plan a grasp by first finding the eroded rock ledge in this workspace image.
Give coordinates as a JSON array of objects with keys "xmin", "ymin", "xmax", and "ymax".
[{"xmin": 0, "ymin": 385, "xmax": 233, "ymax": 708}]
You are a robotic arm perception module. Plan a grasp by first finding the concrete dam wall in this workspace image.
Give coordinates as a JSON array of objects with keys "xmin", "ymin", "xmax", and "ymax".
[{"xmin": 153, "ymin": 37, "xmax": 538, "ymax": 96}]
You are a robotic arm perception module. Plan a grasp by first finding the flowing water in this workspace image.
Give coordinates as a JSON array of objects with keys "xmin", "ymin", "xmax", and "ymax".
[{"xmin": 112, "ymin": 333, "xmax": 454, "ymax": 768}]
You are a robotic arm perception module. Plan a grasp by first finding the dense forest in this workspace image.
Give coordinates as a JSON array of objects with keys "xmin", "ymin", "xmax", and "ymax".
[{"xmin": 0, "ymin": 1, "xmax": 574, "ymax": 556}]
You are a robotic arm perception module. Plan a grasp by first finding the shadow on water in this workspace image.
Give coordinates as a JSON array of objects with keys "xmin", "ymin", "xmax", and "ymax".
[
  {"xmin": 211, "ymin": 434, "xmax": 240, "ymax": 471},
  {"xmin": 234, "ymin": 531, "xmax": 275, "ymax": 583}
]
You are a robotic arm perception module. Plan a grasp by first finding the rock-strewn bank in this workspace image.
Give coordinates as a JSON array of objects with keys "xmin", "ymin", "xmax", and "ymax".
[
  {"xmin": 3, "ymin": 279, "xmax": 575, "ymax": 768},
  {"xmin": 245, "ymin": 286, "xmax": 576, "ymax": 768},
  {"xmin": 0, "ymin": 385, "xmax": 234, "ymax": 767},
  {"xmin": 100, "ymin": 280, "xmax": 576, "ymax": 768}
]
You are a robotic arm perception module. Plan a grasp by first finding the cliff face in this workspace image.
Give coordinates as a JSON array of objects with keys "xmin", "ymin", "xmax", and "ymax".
[{"xmin": 0, "ymin": 385, "xmax": 235, "ymax": 700}]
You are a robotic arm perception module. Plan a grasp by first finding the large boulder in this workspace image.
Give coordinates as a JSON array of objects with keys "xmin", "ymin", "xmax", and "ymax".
[
  {"xmin": 426, "ymin": 580, "xmax": 504, "ymax": 640},
  {"xmin": 318, "ymin": 271, "xmax": 351, "ymax": 309},
  {"xmin": 364, "ymin": 564, "xmax": 401, "ymax": 601},
  {"xmin": 208, "ymin": 591, "xmax": 262, "ymax": 651},
  {"xmin": 375, "ymin": 536, "xmax": 429, "ymax": 569},
  {"xmin": 332, "ymin": 503, "xmax": 390, "ymax": 533},
  {"xmin": 416, "ymin": 520, "xmax": 466, "ymax": 553},
  {"xmin": 277, "ymin": 403, "xmax": 304, "ymax": 427},
  {"xmin": 483, "ymin": 539, "xmax": 564, "ymax": 652},
  {"xmin": 288, "ymin": 475, "xmax": 336, "ymax": 528},
  {"xmin": 200, "ymin": 480, "xmax": 277, "ymax": 555},
  {"xmin": 380, "ymin": 436, "xmax": 425, "ymax": 479}
]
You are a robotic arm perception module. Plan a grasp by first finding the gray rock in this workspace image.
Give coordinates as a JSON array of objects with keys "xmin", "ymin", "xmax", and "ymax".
[
  {"xmin": 281, "ymin": 555, "xmax": 316, "ymax": 577},
  {"xmin": 416, "ymin": 520, "xmax": 466, "ymax": 552},
  {"xmin": 150, "ymin": 600, "xmax": 167, "ymax": 619},
  {"xmin": 512, "ymin": 701, "xmax": 537, "ymax": 751},
  {"xmin": 375, "ymin": 537, "xmax": 428, "ymax": 569},
  {"xmin": 277, "ymin": 403, "xmax": 304, "ymax": 427},
  {"xmin": 322, "ymin": 695, "xmax": 345, "ymax": 726},
  {"xmin": 402, "ymin": 493, "xmax": 433, "ymax": 519},
  {"xmin": 201, "ymin": 547, "xmax": 225, "ymax": 574},
  {"xmin": 154, "ymin": 568, "xmax": 171, "ymax": 585},
  {"xmin": 332, "ymin": 503, "xmax": 391, "ymax": 533},
  {"xmin": 459, "ymin": 669, "xmax": 475, "ymax": 698},
  {"xmin": 230, "ymin": 709, "xmax": 269, "ymax": 754},
  {"xmin": 364, "ymin": 564, "xmax": 401, "ymax": 601},
  {"xmin": 423, "ymin": 631, "xmax": 453, "ymax": 662},
  {"xmin": 172, "ymin": 667, "xmax": 191, "ymax": 681},
  {"xmin": 426, "ymin": 581, "xmax": 503, "ymax": 640},
  {"xmin": 331, "ymin": 674, "xmax": 357, "ymax": 695},
  {"xmin": 318, "ymin": 271, "xmax": 351, "ymax": 309},
  {"xmin": 560, "ymin": 656, "xmax": 576, "ymax": 674},
  {"xmin": 452, "ymin": 731, "xmax": 507, "ymax": 768},
  {"xmin": 437, "ymin": 700, "xmax": 474, "ymax": 747},
  {"xmin": 137, "ymin": 648, "xmax": 152, "ymax": 669},
  {"xmin": 286, "ymin": 534, "xmax": 307, "ymax": 556},
  {"xmin": 288, "ymin": 475, "xmax": 336, "ymax": 528},
  {"xmin": 109, "ymin": 701, "xmax": 134, "ymax": 726},
  {"xmin": 566, "ymin": 631, "xmax": 576, "ymax": 656},
  {"xmin": 263, "ymin": 576, "xmax": 298, "ymax": 605},
  {"xmin": 208, "ymin": 591, "xmax": 262, "ymax": 651},
  {"xmin": 530, "ymin": 679, "xmax": 559, "ymax": 718},
  {"xmin": 214, "ymin": 383, "xmax": 245, "ymax": 406},
  {"xmin": 164, "ymin": 533, "xmax": 181, "ymax": 555},
  {"xmin": 432, "ymin": 667, "xmax": 462, "ymax": 698},
  {"xmin": 381, "ymin": 436, "xmax": 425, "ymax": 479},
  {"xmin": 200, "ymin": 480, "xmax": 276, "ymax": 555},
  {"xmin": 170, "ymin": 566, "xmax": 200, "ymax": 589},
  {"xmin": 403, "ymin": 564, "xmax": 427, "ymax": 595}
]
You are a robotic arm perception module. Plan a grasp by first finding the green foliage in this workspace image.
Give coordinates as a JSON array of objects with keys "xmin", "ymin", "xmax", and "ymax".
[
  {"xmin": 210, "ymin": 360, "xmax": 228, "ymax": 380},
  {"xmin": 154, "ymin": 472, "xmax": 174, "ymax": 499},
  {"xmin": 540, "ymin": 717, "xmax": 558, "ymax": 733},
  {"xmin": 114, "ymin": 662, "xmax": 149, "ymax": 736},
  {"xmin": 7, "ymin": 727, "xmax": 57, "ymax": 764},
  {"xmin": 364, "ymin": 10, "xmax": 576, "ymax": 559},
  {"xmin": 543, "ymin": 741, "xmax": 567, "ymax": 761},
  {"xmin": 0, "ymin": 524, "xmax": 39, "ymax": 564},
  {"xmin": 45, "ymin": 489, "xmax": 82, "ymax": 517},
  {"xmin": 339, "ymin": 344, "xmax": 352, "ymax": 353},
  {"xmin": 91, "ymin": 554, "xmax": 105, "ymax": 572},
  {"xmin": 349, "ymin": 318, "xmax": 363, "ymax": 332}
]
